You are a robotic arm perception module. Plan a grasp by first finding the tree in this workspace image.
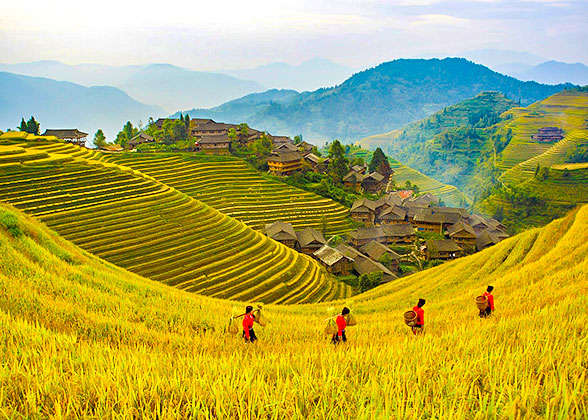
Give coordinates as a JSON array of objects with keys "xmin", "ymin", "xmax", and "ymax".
[
  {"xmin": 184, "ymin": 114, "xmax": 191, "ymax": 130},
  {"xmin": 115, "ymin": 121, "xmax": 138, "ymax": 149},
  {"xmin": 251, "ymin": 134, "xmax": 272, "ymax": 159},
  {"xmin": 24, "ymin": 116, "xmax": 40, "ymax": 134},
  {"xmin": 228, "ymin": 128, "xmax": 238, "ymax": 142},
  {"xmin": 357, "ymin": 272, "xmax": 383, "ymax": 292},
  {"xmin": 93, "ymin": 129, "xmax": 107, "ymax": 149},
  {"xmin": 327, "ymin": 140, "xmax": 349, "ymax": 184},
  {"xmin": 19, "ymin": 118, "xmax": 27, "ymax": 132},
  {"xmin": 369, "ymin": 148, "xmax": 387, "ymax": 173},
  {"xmin": 238, "ymin": 123, "xmax": 249, "ymax": 139},
  {"xmin": 293, "ymin": 135, "xmax": 303, "ymax": 145}
]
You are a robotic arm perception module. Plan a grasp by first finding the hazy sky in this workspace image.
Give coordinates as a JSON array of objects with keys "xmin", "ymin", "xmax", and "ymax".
[{"xmin": 1, "ymin": 0, "xmax": 587, "ymax": 70}]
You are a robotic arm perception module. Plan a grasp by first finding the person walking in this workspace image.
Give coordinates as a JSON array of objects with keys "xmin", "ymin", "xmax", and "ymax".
[
  {"xmin": 242, "ymin": 305, "xmax": 257, "ymax": 343},
  {"xmin": 332, "ymin": 307, "xmax": 350, "ymax": 344},
  {"xmin": 412, "ymin": 299, "xmax": 425, "ymax": 335},
  {"xmin": 481, "ymin": 286, "xmax": 495, "ymax": 318}
]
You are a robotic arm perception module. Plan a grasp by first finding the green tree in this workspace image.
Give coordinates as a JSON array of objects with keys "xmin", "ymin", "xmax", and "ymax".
[
  {"xmin": 251, "ymin": 134, "xmax": 272, "ymax": 159},
  {"xmin": 357, "ymin": 272, "xmax": 383, "ymax": 292},
  {"xmin": 294, "ymin": 135, "xmax": 303, "ymax": 145},
  {"xmin": 327, "ymin": 139, "xmax": 349, "ymax": 184},
  {"xmin": 19, "ymin": 118, "xmax": 27, "ymax": 132},
  {"xmin": 25, "ymin": 116, "xmax": 40, "ymax": 134},
  {"xmin": 93, "ymin": 129, "xmax": 107, "ymax": 149},
  {"xmin": 228, "ymin": 128, "xmax": 238, "ymax": 142},
  {"xmin": 115, "ymin": 121, "xmax": 138, "ymax": 149},
  {"xmin": 369, "ymin": 148, "xmax": 387, "ymax": 173},
  {"xmin": 238, "ymin": 123, "xmax": 249, "ymax": 139}
]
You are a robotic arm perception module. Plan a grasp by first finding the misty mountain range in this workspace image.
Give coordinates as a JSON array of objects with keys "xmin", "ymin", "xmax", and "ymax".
[{"xmin": 0, "ymin": 53, "xmax": 585, "ymax": 143}]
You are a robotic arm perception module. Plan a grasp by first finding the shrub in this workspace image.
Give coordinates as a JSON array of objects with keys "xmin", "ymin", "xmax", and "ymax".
[{"xmin": 0, "ymin": 211, "xmax": 22, "ymax": 237}]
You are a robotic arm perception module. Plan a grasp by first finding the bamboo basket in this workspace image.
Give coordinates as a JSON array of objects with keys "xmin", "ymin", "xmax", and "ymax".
[
  {"xmin": 227, "ymin": 317, "xmax": 241, "ymax": 334},
  {"xmin": 254, "ymin": 310, "xmax": 267, "ymax": 327},
  {"xmin": 475, "ymin": 295, "xmax": 488, "ymax": 311},
  {"xmin": 325, "ymin": 319, "xmax": 338, "ymax": 335},
  {"xmin": 404, "ymin": 310, "xmax": 418, "ymax": 327},
  {"xmin": 346, "ymin": 313, "xmax": 357, "ymax": 326}
]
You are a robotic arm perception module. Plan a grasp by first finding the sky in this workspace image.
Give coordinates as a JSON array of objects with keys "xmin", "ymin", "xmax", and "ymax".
[{"xmin": 1, "ymin": 0, "xmax": 587, "ymax": 70}]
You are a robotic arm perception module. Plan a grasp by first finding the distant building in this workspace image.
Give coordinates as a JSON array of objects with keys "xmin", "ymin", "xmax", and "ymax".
[
  {"xmin": 351, "ymin": 165, "xmax": 367, "ymax": 174},
  {"xmin": 350, "ymin": 198, "xmax": 376, "ymax": 226},
  {"xmin": 296, "ymin": 228, "xmax": 327, "ymax": 255},
  {"xmin": 343, "ymin": 171, "xmax": 365, "ymax": 192},
  {"xmin": 129, "ymin": 132, "xmax": 155, "ymax": 149},
  {"xmin": 359, "ymin": 240, "xmax": 401, "ymax": 271},
  {"xmin": 381, "ymin": 223, "xmax": 416, "ymax": 245},
  {"xmin": 267, "ymin": 151, "xmax": 303, "ymax": 176},
  {"xmin": 298, "ymin": 141, "xmax": 315, "ymax": 154},
  {"xmin": 352, "ymin": 255, "xmax": 397, "ymax": 283},
  {"xmin": 424, "ymin": 239, "xmax": 463, "ymax": 260},
  {"xmin": 199, "ymin": 135, "xmax": 231, "ymax": 154},
  {"xmin": 264, "ymin": 221, "xmax": 297, "ymax": 248},
  {"xmin": 42, "ymin": 129, "xmax": 88, "ymax": 146},
  {"xmin": 313, "ymin": 245, "xmax": 353, "ymax": 276},
  {"xmin": 532, "ymin": 127, "xmax": 564, "ymax": 143},
  {"xmin": 476, "ymin": 230, "xmax": 502, "ymax": 251},
  {"xmin": 378, "ymin": 205, "xmax": 407, "ymax": 225},
  {"xmin": 274, "ymin": 142, "xmax": 299, "ymax": 153},
  {"xmin": 349, "ymin": 227, "xmax": 387, "ymax": 247},
  {"xmin": 413, "ymin": 208, "xmax": 461, "ymax": 233},
  {"xmin": 361, "ymin": 172, "xmax": 386, "ymax": 193},
  {"xmin": 446, "ymin": 221, "xmax": 477, "ymax": 249}
]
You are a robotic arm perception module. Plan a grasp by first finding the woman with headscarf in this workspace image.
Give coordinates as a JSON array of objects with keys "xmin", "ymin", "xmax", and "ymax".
[
  {"xmin": 412, "ymin": 298, "xmax": 426, "ymax": 335},
  {"xmin": 242, "ymin": 305, "xmax": 258, "ymax": 343},
  {"xmin": 331, "ymin": 307, "xmax": 350, "ymax": 344}
]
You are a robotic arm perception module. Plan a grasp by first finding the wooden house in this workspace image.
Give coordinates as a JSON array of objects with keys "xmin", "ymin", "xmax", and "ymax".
[
  {"xmin": 343, "ymin": 171, "xmax": 364, "ymax": 192},
  {"xmin": 298, "ymin": 141, "xmax": 315, "ymax": 154},
  {"xmin": 264, "ymin": 221, "xmax": 298, "ymax": 248},
  {"xmin": 351, "ymin": 165, "xmax": 367, "ymax": 174},
  {"xmin": 267, "ymin": 151, "xmax": 303, "ymax": 176},
  {"xmin": 532, "ymin": 127, "xmax": 564, "ymax": 143},
  {"xmin": 191, "ymin": 120, "xmax": 234, "ymax": 137},
  {"xmin": 359, "ymin": 240, "xmax": 400, "ymax": 271},
  {"xmin": 424, "ymin": 240, "xmax": 463, "ymax": 261},
  {"xmin": 349, "ymin": 227, "xmax": 386, "ymax": 247},
  {"xmin": 352, "ymin": 255, "xmax": 397, "ymax": 283},
  {"xmin": 374, "ymin": 194, "xmax": 403, "ymax": 221},
  {"xmin": 129, "ymin": 132, "xmax": 155, "ymax": 148},
  {"xmin": 303, "ymin": 153, "xmax": 323, "ymax": 170},
  {"xmin": 362, "ymin": 172, "xmax": 385, "ymax": 193},
  {"xmin": 475, "ymin": 230, "xmax": 501, "ymax": 251},
  {"xmin": 446, "ymin": 221, "xmax": 477, "ymax": 249},
  {"xmin": 274, "ymin": 142, "xmax": 299, "ymax": 153},
  {"xmin": 350, "ymin": 198, "xmax": 376, "ymax": 226},
  {"xmin": 199, "ymin": 135, "xmax": 231, "ymax": 154},
  {"xmin": 42, "ymin": 129, "xmax": 88, "ymax": 146},
  {"xmin": 413, "ymin": 208, "xmax": 461, "ymax": 233},
  {"xmin": 378, "ymin": 205, "xmax": 407, "ymax": 225},
  {"xmin": 296, "ymin": 228, "xmax": 327, "ymax": 255},
  {"xmin": 313, "ymin": 245, "xmax": 353, "ymax": 276},
  {"xmin": 381, "ymin": 223, "xmax": 416, "ymax": 245},
  {"xmin": 335, "ymin": 244, "xmax": 368, "ymax": 260}
]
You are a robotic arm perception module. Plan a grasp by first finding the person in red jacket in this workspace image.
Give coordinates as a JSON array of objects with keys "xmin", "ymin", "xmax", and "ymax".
[
  {"xmin": 481, "ymin": 286, "xmax": 495, "ymax": 318},
  {"xmin": 331, "ymin": 307, "xmax": 350, "ymax": 344},
  {"xmin": 242, "ymin": 305, "xmax": 257, "ymax": 343},
  {"xmin": 412, "ymin": 299, "xmax": 425, "ymax": 335}
]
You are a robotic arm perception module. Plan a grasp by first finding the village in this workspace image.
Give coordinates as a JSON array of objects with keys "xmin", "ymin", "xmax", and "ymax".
[{"xmin": 31, "ymin": 116, "xmax": 512, "ymax": 291}]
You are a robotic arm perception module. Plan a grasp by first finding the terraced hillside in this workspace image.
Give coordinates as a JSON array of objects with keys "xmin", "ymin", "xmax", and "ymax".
[
  {"xmin": 0, "ymin": 135, "xmax": 352, "ymax": 303},
  {"xmin": 1, "ymin": 199, "xmax": 586, "ymax": 418},
  {"xmin": 346, "ymin": 146, "xmax": 471, "ymax": 207},
  {"xmin": 100, "ymin": 153, "xmax": 353, "ymax": 236}
]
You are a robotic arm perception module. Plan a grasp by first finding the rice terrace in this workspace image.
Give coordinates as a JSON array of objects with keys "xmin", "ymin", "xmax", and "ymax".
[{"xmin": 1, "ymin": 1, "xmax": 588, "ymax": 419}]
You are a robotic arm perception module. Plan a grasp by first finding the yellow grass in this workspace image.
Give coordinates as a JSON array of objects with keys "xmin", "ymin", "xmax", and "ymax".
[
  {"xmin": 0, "ymin": 201, "xmax": 587, "ymax": 418},
  {"xmin": 551, "ymin": 162, "xmax": 588, "ymax": 171}
]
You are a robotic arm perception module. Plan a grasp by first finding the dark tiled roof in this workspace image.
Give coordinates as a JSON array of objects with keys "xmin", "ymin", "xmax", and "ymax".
[
  {"xmin": 304, "ymin": 153, "xmax": 321, "ymax": 164},
  {"xmin": 42, "ymin": 129, "xmax": 88, "ymax": 139},
  {"xmin": 335, "ymin": 244, "xmax": 367, "ymax": 259},
  {"xmin": 447, "ymin": 221, "xmax": 476, "ymax": 237},
  {"xmin": 360, "ymin": 240, "xmax": 400, "ymax": 261},
  {"xmin": 476, "ymin": 230, "xmax": 501, "ymax": 249},
  {"xmin": 350, "ymin": 198, "xmax": 376, "ymax": 213},
  {"xmin": 349, "ymin": 227, "xmax": 386, "ymax": 241},
  {"xmin": 129, "ymin": 132, "xmax": 154, "ymax": 144},
  {"xmin": 414, "ymin": 208, "xmax": 461, "ymax": 224},
  {"xmin": 352, "ymin": 256, "xmax": 397, "ymax": 281},
  {"xmin": 379, "ymin": 205, "xmax": 406, "ymax": 220},
  {"xmin": 363, "ymin": 172, "xmax": 384, "ymax": 182},
  {"xmin": 343, "ymin": 171, "xmax": 365, "ymax": 182},
  {"xmin": 267, "ymin": 151, "xmax": 303, "ymax": 163},
  {"xmin": 274, "ymin": 142, "xmax": 299, "ymax": 152},
  {"xmin": 199, "ymin": 134, "xmax": 230, "ymax": 145},
  {"xmin": 426, "ymin": 239, "xmax": 462, "ymax": 253},
  {"xmin": 313, "ymin": 245, "xmax": 352, "ymax": 266},
  {"xmin": 296, "ymin": 228, "xmax": 327, "ymax": 248},
  {"xmin": 381, "ymin": 223, "xmax": 416, "ymax": 237},
  {"xmin": 265, "ymin": 221, "xmax": 297, "ymax": 241}
]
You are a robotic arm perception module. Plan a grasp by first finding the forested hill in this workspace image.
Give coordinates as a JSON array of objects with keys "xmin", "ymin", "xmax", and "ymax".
[{"xmin": 180, "ymin": 58, "xmax": 572, "ymax": 142}]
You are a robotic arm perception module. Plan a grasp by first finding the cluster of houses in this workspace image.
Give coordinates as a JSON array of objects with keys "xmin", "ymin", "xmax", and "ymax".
[
  {"xmin": 349, "ymin": 190, "xmax": 509, "ymax": 260},
  {"xmin": 343, "ymin": 165, "xmax": 392, "ymax": 194},
  {"xmin": 41, "ymin": 129, "xmax": 88, "ymax": 146},
  {"xmin": 532, "ymin": 127, "xmax": 564, "ymax": 143},
  {"xmin": 264, "ymin": 221, "xmax": 402, "ymax": 282}
]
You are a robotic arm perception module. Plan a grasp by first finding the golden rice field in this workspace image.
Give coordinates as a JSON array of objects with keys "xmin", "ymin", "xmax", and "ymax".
[
  {"xmin": 0, "ymin": 199, "xmax": 586, "ymax": 418},
  {"xmin": 100, "ymin": 153, "xmax": 353, "ymax": 236},
  {"xmin": 0, "ymin": 135, "xmax": 352, "ymax": 303}
]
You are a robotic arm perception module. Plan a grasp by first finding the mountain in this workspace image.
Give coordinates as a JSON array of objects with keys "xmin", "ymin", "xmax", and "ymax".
[
  {"xmin": 222, "ymin": 57, "xmax": 354, "ymax": 92},
  {"xmin": 513, "ymin": 61, "xmax": 588, "ymax": 86},
  {"xmin": 173, "ymin": 89, "xmax": 299, "ymax": 129},
  {"xmin": 0, "ymin": 61, "xmax": 267, "ymax": 112},
  {"xmin": 358, "ymin": 91, "xmax": 519, "ymax": 189},
  {"xmin": 183, "ymin": 58, "xmax": 573, "ymax": 143},
  {"xmin": 118, "ymin": 64, "xmax": 266, "ymax": 112},
  {"xmin": 461, "ymin": 49, "xmax": 546, "ymax": 72},
  {"xmin": 0, "ymin": 71, "xmax": 164, "ymax": 140}
]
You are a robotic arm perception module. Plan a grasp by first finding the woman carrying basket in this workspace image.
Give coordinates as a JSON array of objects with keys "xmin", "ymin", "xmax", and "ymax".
[
  {"xmin": 412, "ymin": 299, "xmax": 426, "ymax": 335},
  {"xmin": 480, "ymin": 286, "xmax": 495, "ymax": 318},
  {"xmin": 243, "ymin": 305, "xmax": 258, "ymax": 343},
  {"xmin": 331, "ymin": 307, "xmax": 350, "ymax": 344}
]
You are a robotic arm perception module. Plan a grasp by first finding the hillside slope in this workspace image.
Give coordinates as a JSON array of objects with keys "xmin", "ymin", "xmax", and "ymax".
[
  {"xmin": 102, "ymin": 153, "xmax": 353, "ymax": 236},
  {"xmin": 0, "ymin": 200, "xmax": 586, "ymax": 417},
  {"xmin": 185, "ymin": 58, "xmax": 571, "ymax": 142},
  {"xmin": 0, "ymin": 135, "xmax": 352, "ymax": 303},
  {"xmin": 0, "ymin": 71, "xmax": 164, "ymax": 140}
]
